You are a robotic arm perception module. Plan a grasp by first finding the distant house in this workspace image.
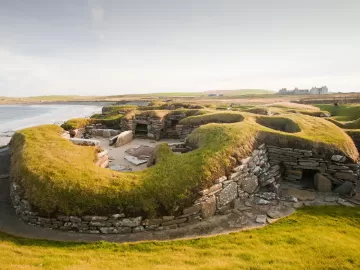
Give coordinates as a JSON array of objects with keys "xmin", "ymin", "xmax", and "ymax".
[
  {"xmin": 277, "ymin": 86, "xmax": 328, "ymax": 95},
  {"xmin": 208, "ymin": 93, "xmax": 224, "ymax": 97},
  {"xmin": 309, "ymin": 86, "xmax": 329, "ymax": 95}
]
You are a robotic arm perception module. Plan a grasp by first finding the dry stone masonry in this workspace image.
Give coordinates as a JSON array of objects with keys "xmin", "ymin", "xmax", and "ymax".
[
  {"xmin": 267, "ymin": 146, "xmax": 359, "ymax": 196},
  {"xmin": 10, "ymin": 144, "xmax": 360, "ymax": 235}
]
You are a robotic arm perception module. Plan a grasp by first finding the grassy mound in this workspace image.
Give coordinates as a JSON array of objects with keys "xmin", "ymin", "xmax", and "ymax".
[
  {"xmin": 179, "ymin": 112, "xmax": 244, "ymax": 126},
  {"xmin": 244, "ymin": 107, "xmax": 271, "ymax": 115},
  {"xmin": 316, "ymin": 104, "xmax": 360, "ymax": 121},
  {"xmin": 60, "ymin": 118, "xmax": 91, "ymax": 131},
  {"xmin": 0, "ymin": 206, "xmax": 359, "ymax": 269},
  {"xmin": 90, "ymin": 113, "xmax": 123, "ymax": 128},
  {"xmin": 11, "ymin": 112, "xmax": 358, "ymax": 217},
  {"xmin": 256, "ymin": 116, "xmax": 301, "ymax": 133},
  {"xmin": 296, "ymin": 110, "xmax": 330, "ymax": 117}
]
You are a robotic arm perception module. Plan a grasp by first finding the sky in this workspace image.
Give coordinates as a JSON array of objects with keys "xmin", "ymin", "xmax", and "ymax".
[{"xmin": 0, "ymin": 0, "xmax": 359, "ymax": 97}]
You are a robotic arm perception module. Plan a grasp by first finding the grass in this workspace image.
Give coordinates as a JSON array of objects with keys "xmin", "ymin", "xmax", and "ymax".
[
  {"xmin": 179, "ymin": 112, "xmax": 244, "ymax": 126},
  {"xmin": 90, "ymin": 113, "xmax": 123, "ymax": 128},
  {"xmin": 60, "ymin": 118, "xmax": 91, "ymax": 131},
  {"xmin": 315, "ymin": 104, "xmax": 360, "ymax": 129},
  {"xmin": 256, "ymin": 116, "xmax": 301, "ymax": 133},
  {"xmin": 134, "ymin": 110, "xmax": 170, "ymax": 119},
  {"xmin": 11, "ymin": 110, "xmax": 358, "ymax": 217},
  {"xmin": 0, "ymin": 206, "xmax": 359, "ymax": 269},
  {"xmin": 316, "ymin": 104, "xmax": 360, "ymax": 121}
]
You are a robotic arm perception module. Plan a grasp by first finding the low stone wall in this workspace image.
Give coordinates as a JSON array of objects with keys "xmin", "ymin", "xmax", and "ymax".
[
  {"xmin": 10, "ymin": 144, "xmax": 359, "ymax": 234},
  {"xmin": 267, "ymin": 146, "xmax": 359, "ymax": 195},
  {"xmin": 88, "ymin": 128, "xmax": 121, "ymax": 138}
]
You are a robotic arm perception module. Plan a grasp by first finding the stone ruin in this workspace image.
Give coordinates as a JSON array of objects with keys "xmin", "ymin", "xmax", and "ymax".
[{"xmin": 10, "ymin": 142, "xmax": 360, "ymax": 235}]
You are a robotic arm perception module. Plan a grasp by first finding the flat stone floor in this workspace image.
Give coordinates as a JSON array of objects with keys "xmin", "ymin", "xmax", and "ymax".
[{"xmin": 96, "ymin": 137, "xmax": 182, "ymax": 171}]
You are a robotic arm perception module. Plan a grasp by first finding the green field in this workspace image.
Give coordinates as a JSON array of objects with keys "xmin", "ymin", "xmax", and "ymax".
[{"xmin": 0, "ymin": 206, "xmax": 359, "ymax": 269}]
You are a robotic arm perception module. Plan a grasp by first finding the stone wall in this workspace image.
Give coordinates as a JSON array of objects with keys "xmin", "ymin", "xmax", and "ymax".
[
  {"xmin": 267, "ymin": 146, "xmax": 359, "ymax": 195},
  {"xmin": 88, "ymin": 128, "xmax": 121, "ymax": 138},
  {"xmin": 176, "ymin": 125, "xmax": 199, "ymax": 140},
  {"xmin": 10, "ymin": 144, "xmax": 359, "ymax": 234},
  {"xmin": 131, "ymin": 117, "xmax": 165, "ymax": 140}
]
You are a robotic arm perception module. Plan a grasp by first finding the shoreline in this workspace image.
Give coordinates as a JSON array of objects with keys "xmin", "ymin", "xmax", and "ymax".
[
  {"xmin": 0, "ymin": 103, "xmax": 106, "ymax": 147},
  {"xmin": 0, "ymin": 100, "xmax": 117, "ymax": 106}
]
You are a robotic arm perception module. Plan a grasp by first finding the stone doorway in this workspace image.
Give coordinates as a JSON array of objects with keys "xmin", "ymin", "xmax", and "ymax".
[
  {"xmin": 300, "ymin": 169, "xmax": 317, "ymax": 189},
  {"xmin": 134, "ymin": 124, "xmax": 148, "ymax": 136},
  {"xmin": 171, "ymin": 119, "xmax": 179, "ymax": 127}
]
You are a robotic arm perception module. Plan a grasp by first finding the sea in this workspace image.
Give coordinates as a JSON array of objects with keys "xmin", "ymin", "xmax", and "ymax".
[{"xmin": 0, "ymin": 103, "xmax": 105, "ymax": 146}]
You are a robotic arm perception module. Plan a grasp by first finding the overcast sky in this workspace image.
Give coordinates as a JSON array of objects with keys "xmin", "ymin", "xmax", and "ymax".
[{"xmin": 0, "ymin": 0, "xmax": 359, "ymax": 96}]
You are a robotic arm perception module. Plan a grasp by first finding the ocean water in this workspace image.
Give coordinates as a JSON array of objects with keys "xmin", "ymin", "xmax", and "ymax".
[{"xmin": 0, "ymin": 104, "xmax": 103, "ymax": 146}]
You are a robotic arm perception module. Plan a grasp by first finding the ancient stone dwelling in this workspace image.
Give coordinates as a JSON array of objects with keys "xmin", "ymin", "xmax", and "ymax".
[
  {"xmin": 121, "ymin": 111, "xmax": 197, "ymax": 140},
  {"xmin": 12, "ymin": 141, "xmax": 360, "ymax": 234}
]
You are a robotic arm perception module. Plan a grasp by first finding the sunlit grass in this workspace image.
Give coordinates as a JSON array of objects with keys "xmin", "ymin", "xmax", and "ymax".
[{"xmin": 0, "ymin": 206, "xmax": 359, "ymax": 269}]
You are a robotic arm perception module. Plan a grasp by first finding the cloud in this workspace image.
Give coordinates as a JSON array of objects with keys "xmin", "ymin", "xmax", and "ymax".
[{"xmin": 91, "ymin": 6, "xmax": 104, "ymax": 22}]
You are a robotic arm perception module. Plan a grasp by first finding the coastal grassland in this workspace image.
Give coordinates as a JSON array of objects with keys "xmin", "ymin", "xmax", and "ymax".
[
  {"xmin": 0, "ymin": 206, "xmax": 359, "ymax": 269},
  {"xmin": 10, "ymin": 112, "xmax": 358, "ymax": 217},
  {"xmin": 60, "ymin": 118, "xmax": 91, "ymax": 131}
]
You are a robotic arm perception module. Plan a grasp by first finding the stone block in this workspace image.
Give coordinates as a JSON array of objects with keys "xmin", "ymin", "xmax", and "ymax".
[
  {"xmin": 334, "ymin": 172, "xmax": 357, "ymax": 182},
  {"xmin": 114, "ymin": 217, "xmax": 142, "ymax": 227},
  {"xmin": 200, "ymin": 195, "xmax": 216, "ymax": 219},
  {"xmin": 218, "ymin": 182, "xmax": 238, "ymax": 206},
  {"xmin": 82, "ymin": 216, "xmax": 108, "ymax": 222},
  {"xmin": 240, "ymin": 176, "xmax": 258, "ymax": 194},
  {"xmin": 103, "ymin": 129, "xmax": 111, "ymax": 138},
  {"xmin": 286, "ymin": 188, "xmax": 316, "ymax": 201},
  {"xmin": 183, "ymin": 204, "xmax": 202, "ymax": 215},
  {"xmin": 267, "ymin": 205, "xmax": 295, "ymax": 219},
  {"xmin": 132, "ymin": 226, "xmax": 145, "ymax": 233},
  {"xmin": 240, "ymin": 157, "xmax": 251, "ymax": 165},
  {"xmin": 255, "ymin": 215, "xmax": 267, "ymax": 224},
  {"xmin": 69, "ymin": 216, "xmax": 81, "ymax": 223},
  {"xmin": 314, "ymin": 173, "xmax": 332, "ymax": 192},
  {"xmin": 99, "ymin": 227, "xmax": 117, "ymax": 234},
  {"xmin": 115, "ymin": 130, "xmax": 133, "ymax": 147},
  {"xmin": 142, "ymin": 219, "xmax": 162, "ymax": 226},
  {"xmin": 333, "ymin": 181, "xmax": 354, "ymax": 195},
  {"xmin": 162, "ymin": 218, "xmax": 187, "ymax": 226},
  {"xmin": 214, "ymin": 176, "xmax": 227, "ymax": 184},
  {"xmin": 331, "ymin": 155, "xmax": 346, "ymax": 162},
  {"xmin": 162, "ymin": 216, "xmax": 175, "ymax": 221}
]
